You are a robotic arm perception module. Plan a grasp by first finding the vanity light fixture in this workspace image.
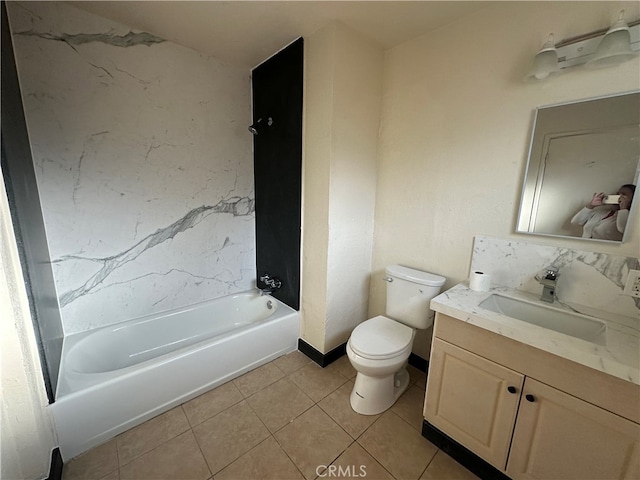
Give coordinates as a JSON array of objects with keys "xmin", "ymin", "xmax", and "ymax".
[
  {"xmin": 525, "ymin": 10, "xmax": 639, "ymax": 81},
  {"xmin": 586, "ymin": 10, "xmax": 635, "ymax": 68},
  {"xmin": 524, "ymin": 33, "xmax": 560, "ymax": 81}
]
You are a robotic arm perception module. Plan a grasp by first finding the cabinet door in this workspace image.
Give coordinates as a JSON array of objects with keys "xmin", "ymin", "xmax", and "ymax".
[
  {"xmin": 424, "ymin": 338, "xmax": 524, "ymax": 470},
  {"xmin": 507, "ymin": 377, "xmax": 640, "ymax": 480}
]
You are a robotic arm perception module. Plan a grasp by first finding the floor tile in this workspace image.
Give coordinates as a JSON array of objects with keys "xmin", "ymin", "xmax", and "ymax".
[
  {"xmin": 116, "ymin": 406, "xmax": 190, "ymax": 466},
  {"xmin": 232, "ymin": 362, "xmax": 285, "ymax": 397},
  {"xmin": 193, "ymin": 400, "xmax": 270, "ymax": 475},
  {"xmin": 318, "ymin": 381, "xmax": 380, "ymax": 439},
  {"xmin": 182, "ymin": 381, "xmax": 244, "ymax": 427},
  {"xmin": 62, "ymin": 439, "xmax": 118, "ymax": 480},
  {"xmin": 246, "ymin": 377, "xmax": 314, "ymax": 433},
  {"xmin": 358, "ymin": 411, "xmax": 438, "ymax": 480},
  {"xmin": 215, "ymin": 437, "xmax": 304, "ymax": 480},
  {"xmin": 391, "ymin": 384, "xmax": 426, "ymax": 431},
  {"xmin": 119, "ymin": 431, "xmax": 210, "ymax": 480},
  {"xmin": 327, "ymin": 355, "xmax": 357, "ymax": 379},
  {"xmin": 288, "ymin": 362, "xmax": 349, "ymax": 402},
  {"xmin": 100, "ymin": 470, "xmax": 119, "ymax": 480},
  {"xmin": 273, "ymin": 350, "xmax": 313, "ymax": 375},
  {"xmin": 407, "ymin": 365, "xmax": 427, "ymax": 389},
  {"xmin": 329, "ymin": 442, "xmax": 394, "ymax": 480},
  {"xmin": 275, "ymin": 406, "xmax": 352, "ymax": 480},
  {"xmin": 421, "ymin": 450, "xmax": 481, "ymax": 480}
]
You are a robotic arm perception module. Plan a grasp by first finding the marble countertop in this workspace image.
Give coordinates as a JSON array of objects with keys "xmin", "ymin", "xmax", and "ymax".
[{"xmin": 431, "ymin": 283, "xmax": 640, "ymax": 386}]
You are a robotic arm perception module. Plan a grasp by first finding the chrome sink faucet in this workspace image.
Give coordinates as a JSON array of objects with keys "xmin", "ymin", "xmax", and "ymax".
[{"xmin": 535, "ymin": 266, "xmax": 559, "ymax": 303}]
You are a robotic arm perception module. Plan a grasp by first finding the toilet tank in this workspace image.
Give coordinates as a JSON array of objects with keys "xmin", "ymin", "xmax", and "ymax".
[{"xmin": 385, "ymin": 265, "xmax": 446, "ymax": 329}]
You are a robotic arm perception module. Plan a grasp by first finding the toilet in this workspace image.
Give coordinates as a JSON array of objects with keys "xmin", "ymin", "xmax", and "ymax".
[{"xmin": 347, "ymin": 265, "xmax": 445, "ymax": 415}]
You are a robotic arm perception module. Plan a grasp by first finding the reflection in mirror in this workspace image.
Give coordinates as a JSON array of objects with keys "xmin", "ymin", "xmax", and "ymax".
[{"xmin": 517, "ymin": 92, "xmax": 640, "ymax": 243}]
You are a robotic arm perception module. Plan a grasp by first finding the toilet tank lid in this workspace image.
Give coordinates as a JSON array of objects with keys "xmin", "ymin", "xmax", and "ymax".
[{"xmin": 385, "ymin": 265, "xmax": 445, "ymax": 287}]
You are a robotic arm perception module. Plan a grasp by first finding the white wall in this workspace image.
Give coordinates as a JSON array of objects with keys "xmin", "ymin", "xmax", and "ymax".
[
  {"xmin": 302, "ymin": 22, "xmax": 383, "ymax": 353},
  {"xmin": 1, "ymin": 173, "xmax": 57, "ymax": 480},
  {"xmin": 8, "ymin": 1, "xmax": 255, "ymax": 335},
  {"xmin": 370, "ymin": 1, "xmax": 640, "ymax": 360}
]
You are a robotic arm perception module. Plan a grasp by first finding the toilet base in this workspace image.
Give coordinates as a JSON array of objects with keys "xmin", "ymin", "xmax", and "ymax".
[{"xmin": 350, "ymin": 367, "xmax": 411, "ymax": 415}]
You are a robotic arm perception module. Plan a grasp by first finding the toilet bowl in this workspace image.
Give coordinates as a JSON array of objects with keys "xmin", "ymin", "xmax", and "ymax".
[
  {"xmin": 347, "ymin": 265, "xmax": 445, "ymax": 415},
  {"xmin": 347, "ymin": 316, "xmax": 414, "ymax": 415}
]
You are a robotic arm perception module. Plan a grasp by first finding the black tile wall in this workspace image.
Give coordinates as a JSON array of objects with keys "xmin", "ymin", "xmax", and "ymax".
[{"xmin": 251, "ymin": 38, "xmax": 303, "ymax": 310}]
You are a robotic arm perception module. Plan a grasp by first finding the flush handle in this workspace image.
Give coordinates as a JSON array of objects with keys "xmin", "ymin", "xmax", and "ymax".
[{"xmin": 383, "ymin": 277, "xmax": 393, "ymax": 282}]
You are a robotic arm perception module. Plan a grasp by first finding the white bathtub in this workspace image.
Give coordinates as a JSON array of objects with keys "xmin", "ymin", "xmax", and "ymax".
[{"xmin": 51, "ymin": 291, "xmax": 299, "ymax": 461}]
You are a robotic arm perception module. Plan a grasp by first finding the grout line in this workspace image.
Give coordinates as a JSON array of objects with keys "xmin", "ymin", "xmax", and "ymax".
[
  {"xmin": 242, "ymin": 372, "xmax": 315, "ymax": 435},
  {"xmin": 242, "ymin": 389, "xmax": 277, "ymax": 433},
  {"xmin": 116, "ymin": 430, "xmax": 205, "ymax": 477},
  {"xmin": 182, "ymin": 382, "xmax": 245, "ymax": 429},
  {"xmin": 113, "ymin": 408, "xmax": 190, "ymax": 469},
  {"xmin": 191, "ymin": 425, "xmax": 214, "ymax": 479},
  {"xmin": 232, "ymin": 362, "xmax": 287, "ymax": 399},
  {"xmin": 212, "ymin": 436, "xmax": 277, "ymax": 479},
  {"xmin": 419, "ymin": 447, "xmax": 441, "ymax": 479},
  {"xmin": 352, "ymin": 431, "xmax": 399, "ymax": 480},
  {"xmin": 113, "ymin": 433, "xmax": 121, "ymax": 480},
  {"xmin": 270, "ymin": 433, "xmax": 308, "ymax": 480}
]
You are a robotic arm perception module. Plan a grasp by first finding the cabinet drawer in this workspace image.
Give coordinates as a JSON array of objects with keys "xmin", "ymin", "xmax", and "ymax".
[{"xmin": 425, "ymin": 338, "xmax": 524, "ymax": 470}]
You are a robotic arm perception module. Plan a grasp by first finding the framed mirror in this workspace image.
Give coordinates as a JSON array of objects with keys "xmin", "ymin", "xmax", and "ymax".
[{"xmin": 517, "ymin": 91, "xmax": 640, "ymax": 243}]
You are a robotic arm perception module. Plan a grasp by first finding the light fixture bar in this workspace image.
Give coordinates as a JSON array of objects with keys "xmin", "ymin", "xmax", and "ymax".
[
  {"xmin": 556, "ymin": 19, "xmax": 640, "ymax": 47},
  {"xmin": 556, "ymin": 20, "xmax": 639, "ymax": 69}
]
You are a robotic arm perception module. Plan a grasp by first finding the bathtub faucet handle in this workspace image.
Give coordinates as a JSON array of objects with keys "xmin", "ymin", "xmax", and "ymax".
[{"xmin": 259, "ymin": 274, "xmax": 282, "ymax": 294}]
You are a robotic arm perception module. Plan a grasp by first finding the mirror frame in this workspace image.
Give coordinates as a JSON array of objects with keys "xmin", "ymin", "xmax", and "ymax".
[{"xmin": 516, "ymin": 91, "xmax": 640, "ymax": 244}]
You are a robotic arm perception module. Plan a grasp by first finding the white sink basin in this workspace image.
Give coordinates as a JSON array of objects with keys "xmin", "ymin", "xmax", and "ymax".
[{"xmin": 479, "ymin": 294, "xmax": 607, "ymax": 345}]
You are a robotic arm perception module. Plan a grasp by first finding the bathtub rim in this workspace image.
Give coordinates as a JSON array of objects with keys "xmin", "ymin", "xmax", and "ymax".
[{"xmin": 55, "ymin": 290, "xmax": 296, "ymax": 399}]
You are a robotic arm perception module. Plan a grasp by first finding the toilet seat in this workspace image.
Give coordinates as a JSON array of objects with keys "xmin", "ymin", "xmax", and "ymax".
[{"xmin": 349, "ymin": 316, "xmax": 413, "ymax": 360}]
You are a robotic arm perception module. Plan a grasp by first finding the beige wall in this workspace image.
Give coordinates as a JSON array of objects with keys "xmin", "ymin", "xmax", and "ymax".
[
  {"xmin": 325, "ymin": 25, "xmax": 383, "ymax": 351},
  {"xmin": 301, "ymin": 24, "xmax": 333, "ymax": 352},
  {"xmin": 302, "ymin": 22, "xmax": 383, "ymax": 353},
  {"xmin": 1, "ymin": 173, "xmax": 57, "ymax": 480},
  {"xmin": 370, "ymin": 1, "xmax": 640, "ymax": 360}
]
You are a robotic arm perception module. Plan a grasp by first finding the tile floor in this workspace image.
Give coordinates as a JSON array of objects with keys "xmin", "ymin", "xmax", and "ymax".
[{"xmin": 62, "ymin": 351, "xmax": 479, "ymax": 480}]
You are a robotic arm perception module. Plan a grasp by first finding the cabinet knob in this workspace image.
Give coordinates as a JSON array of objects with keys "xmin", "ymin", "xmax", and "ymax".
[
  {"xmin": 525, "ymin": 394, "xmax": 536, "ymax": 402},
  {"xmin": 507, "ymin": 386, "xmax": 517, "ymax": 394}
]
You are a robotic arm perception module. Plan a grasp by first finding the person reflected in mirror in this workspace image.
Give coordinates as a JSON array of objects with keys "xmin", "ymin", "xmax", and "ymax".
[{"xmin": 571, "ymin": 184, "xmax": 635, "ymax": 240}]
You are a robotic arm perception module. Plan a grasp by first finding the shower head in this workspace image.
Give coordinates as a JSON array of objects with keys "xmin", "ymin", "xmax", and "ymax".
[
  {"xmin": 248, "ymin": 117, "xmax": 273, "ymax": 135},
  {"xmin": 249, "ymin": 118, "xmax": 262, "ymax": 135}
]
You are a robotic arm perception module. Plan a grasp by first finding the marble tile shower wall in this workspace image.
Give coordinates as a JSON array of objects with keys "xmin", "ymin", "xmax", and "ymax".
[
  {"xmin": 8, "ymin": 2, "xmax": 255, "ymax": 334},
  {"xmin": 471, "ymin": 235, "xmax": 639, "ymax": 319}
]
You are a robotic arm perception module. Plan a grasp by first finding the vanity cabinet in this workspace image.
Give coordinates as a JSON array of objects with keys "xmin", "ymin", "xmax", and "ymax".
[
  {"xmin": 507, "ymin": 377, "xmax": 640, "ymax": 479},
  {"xmin": 424, "ymin": 313, "xmax": 640, "ymax": 480},
  {"xmin": 425, "ymin": 338, "xmax": 523, "ymax": 468}
]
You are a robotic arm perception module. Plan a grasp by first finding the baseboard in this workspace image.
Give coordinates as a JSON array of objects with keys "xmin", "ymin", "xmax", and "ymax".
[
  {"xmin": 46, "ymin": 448, "xmax": 63, "ymax": 480},
  {"xmin": 421, "ymin": 420, "xmax": 511, "ymax": 480},
  {"xmin": 297, "ymin": 339, "xmax": 346, "ymax": 367},
  {"xmin": 408, "ymin": 353, "xmax": 428, "ymax": 372},
  {"xmin": 298, "ymin": 338, "xmax": 430, "ymax": 373}
]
